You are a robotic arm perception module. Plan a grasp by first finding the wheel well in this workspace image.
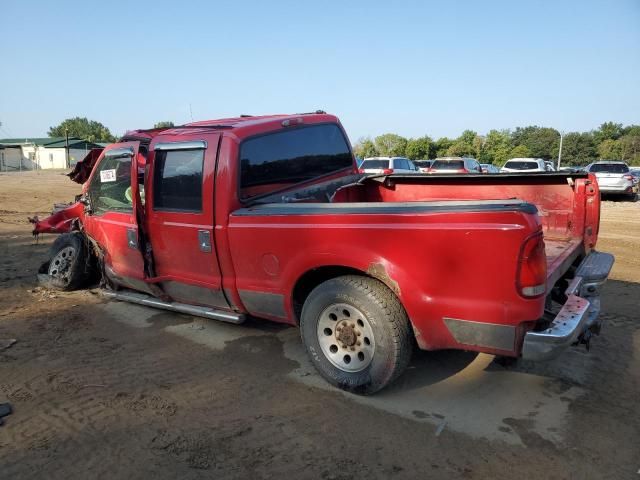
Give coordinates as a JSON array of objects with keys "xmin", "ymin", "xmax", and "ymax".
[{"xmin": 292, "ymin": 266, "xmax": 365, "ymax": 323}]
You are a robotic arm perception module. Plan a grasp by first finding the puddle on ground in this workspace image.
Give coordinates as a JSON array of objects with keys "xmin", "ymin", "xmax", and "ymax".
[{"xmin": 99, "ymin": 300, "xmax": 589, "ymax": 446}]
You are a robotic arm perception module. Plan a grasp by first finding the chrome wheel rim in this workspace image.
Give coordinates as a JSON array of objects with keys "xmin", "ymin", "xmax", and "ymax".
[
  {"xmin": 316, "ymin": 303, "xmax": 376, "ymax": 373},
  {"xmin": 48, "ymin": 246, "xmax": 76, "ymax": 283}
]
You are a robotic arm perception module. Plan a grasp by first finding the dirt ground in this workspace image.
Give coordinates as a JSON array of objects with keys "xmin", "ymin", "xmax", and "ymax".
[{"xmin": 0, "ymin": 170, "xmax": 638, "ymax": 479}]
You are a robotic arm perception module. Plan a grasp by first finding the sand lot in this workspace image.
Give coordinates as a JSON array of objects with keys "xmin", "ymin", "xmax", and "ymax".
[{"xmin": 0, "ymin": 170, "xmax": 638, "ymax": 479}]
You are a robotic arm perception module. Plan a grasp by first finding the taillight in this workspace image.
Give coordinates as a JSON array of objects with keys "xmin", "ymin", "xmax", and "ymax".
[
  {"xmin": 516, "ymin": 232, "xmax": 547, "ymax": 298},
  {"xmin": 623, "ymin": 175, "xmax": 634, "ymax": 181},
  {"xmin": 457, "ymin": 169, "xmax": 467, "ymax": 173},
  {"xmin": 426, "ymin": 168, "xmax": 434, "ymax": 173},
  {"xmin": 357, "ymin": 168, "xmax": 365, "ymax": 174},
  {"xmin": 382, "ymin": 168, "xmax": 394, "ymax": 174}
]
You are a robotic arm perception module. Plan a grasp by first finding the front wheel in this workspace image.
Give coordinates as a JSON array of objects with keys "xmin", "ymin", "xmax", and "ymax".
[
  {"xmin": 300, "ymin": 275, "xmax": 413, "ymax": 395},
  {"xmin": 43, "ymin": 233, "xmax": 96, "ymax": 291}
]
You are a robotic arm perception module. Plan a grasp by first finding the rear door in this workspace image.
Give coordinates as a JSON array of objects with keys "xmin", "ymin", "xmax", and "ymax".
[
  {"xmin": 145, "ymin": 133, "xmax": 229, "ymax": 308},
  {"xmin": 82, "ymin": 142, "xmax": 148, "ymax": 290}
]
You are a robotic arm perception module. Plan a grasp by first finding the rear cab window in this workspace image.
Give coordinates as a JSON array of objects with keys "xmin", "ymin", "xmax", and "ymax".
[{"xmin": 239, "ymin": 124, "xmax": 353, "ymax": 200}]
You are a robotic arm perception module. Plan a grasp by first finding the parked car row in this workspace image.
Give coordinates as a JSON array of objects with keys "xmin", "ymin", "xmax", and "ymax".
[
  {"xmin": 359, "ymin": 156, "xmax": 556, "ymax": 175},
  {"xmin": 357, "ymin": 157, "xmax": 638, "ymax": 199}
]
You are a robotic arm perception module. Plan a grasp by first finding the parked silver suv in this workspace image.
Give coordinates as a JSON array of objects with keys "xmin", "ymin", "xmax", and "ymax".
[{"xmin": 585, "ymin": 161, "xmax": 638, "ymax": 199}]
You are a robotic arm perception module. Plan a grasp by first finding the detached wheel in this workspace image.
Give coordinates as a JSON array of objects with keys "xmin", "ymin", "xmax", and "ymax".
[
  {"xmin": 45, "ymin": 233, "xmax": 95, "ymax": 291},
  {"xmin": 300, "ymin": 275, "xmax": 413, "ymax": 394}
]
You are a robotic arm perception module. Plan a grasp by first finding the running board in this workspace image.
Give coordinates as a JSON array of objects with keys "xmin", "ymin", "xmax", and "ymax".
[{"xmin": 102, "ymin": 290, "xmax": 245, "ymax": 324}]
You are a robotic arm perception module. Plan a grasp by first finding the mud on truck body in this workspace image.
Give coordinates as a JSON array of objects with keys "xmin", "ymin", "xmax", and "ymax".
[{"xmin": 33, "ymin": 112, "xmax": 614, "ymax": 394}]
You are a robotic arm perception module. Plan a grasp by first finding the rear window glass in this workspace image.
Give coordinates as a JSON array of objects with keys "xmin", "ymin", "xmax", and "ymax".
[
  {"xmin": 431, "ymin": 160, "xmax": 464, "ymax": 170},
  {"xmin": 590, "ymin": 163, "xmax": 629, "ymax": 173},
  {"xmin": 153, "ymin": 149, "xmax": 204, "ymax": 212},
  {"xmin": 504, "ymin": 161, "xmax": 539, "ymax": 170},
  {"xmin": 413, "ymin": 160, "xmax": 432, "ymax": 167},
  {"xmin": 361, "ymin": 159, "xmax": 390, "ymax": 169},
  {"xmin": 240, "ymin": 124, "xmax": 352, "ymax": 200}
]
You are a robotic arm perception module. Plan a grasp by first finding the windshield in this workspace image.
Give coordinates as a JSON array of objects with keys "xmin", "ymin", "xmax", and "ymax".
[
  {"xmin": 503, "ymin": 161, "xmax": 539, "ymax": 170},
  {"xmin": 431, "ymin": 160, "xmax": 464, "ymax": 170},
  {"xmin": 590, "ymin": 163, "xmax": 629, "ymax": 173},
  {"xmin": 361, "ymin": 159, "xmax": 390, "ymax": 169}
]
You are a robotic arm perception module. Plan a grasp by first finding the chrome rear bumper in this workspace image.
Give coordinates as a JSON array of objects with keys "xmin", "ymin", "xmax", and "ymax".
[{"xmin": 522, "ymin": 251, "xmax": 614, "ymax": 361}]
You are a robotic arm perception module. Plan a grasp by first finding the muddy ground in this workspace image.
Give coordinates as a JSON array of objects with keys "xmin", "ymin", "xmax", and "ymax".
[{"xmin": 0, "ymin": 170, "xmax": 638, "ymax": 479}]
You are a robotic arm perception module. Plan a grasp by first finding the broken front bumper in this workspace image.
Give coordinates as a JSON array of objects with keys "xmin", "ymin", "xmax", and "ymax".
[{"xmin": 522, "ymin": 251, "xmax": 615, "ymax": 361}]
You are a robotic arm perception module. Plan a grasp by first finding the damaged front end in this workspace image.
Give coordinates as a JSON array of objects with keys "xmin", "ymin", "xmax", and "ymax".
[
  {"xmin": 28, "ymin": 148, "xmax": 102, "ymax": 236},
  {"xmin": 29, "ymin": 201, "xmax": 84, "ymax": 236}
]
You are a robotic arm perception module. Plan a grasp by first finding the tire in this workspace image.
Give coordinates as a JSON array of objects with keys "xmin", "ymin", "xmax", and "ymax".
[
  {"xmin": 44, "ymin": 233, "xmax": 96, "ymax": 291},
  {"xmin": 300, "ymin": 275, "xmax": 413, "ymax": 395}
]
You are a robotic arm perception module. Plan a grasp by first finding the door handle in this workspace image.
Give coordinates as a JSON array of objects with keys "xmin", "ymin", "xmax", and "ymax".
[{"xmin": 198, "ymin": 230, "xmax": 212, "ymax": 253}]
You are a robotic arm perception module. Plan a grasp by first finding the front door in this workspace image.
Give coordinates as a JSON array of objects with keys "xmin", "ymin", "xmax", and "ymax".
[
  {"xmin": 145, "ymin": 133, "xmax": 228, "ymax": 309},
  {"xmin": 82, "ymin": 141, "xmax": 149, "ymax": 291}
]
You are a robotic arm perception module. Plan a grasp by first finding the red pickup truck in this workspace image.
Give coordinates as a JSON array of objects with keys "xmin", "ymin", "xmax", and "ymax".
[{"xmin": 34, "ymin": 112, "xmax": 614, "ymax": 394}]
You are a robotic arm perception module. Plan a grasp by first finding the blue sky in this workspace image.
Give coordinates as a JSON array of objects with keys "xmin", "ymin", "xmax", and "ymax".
[{"xmin": 1, "ymin": 0, "xmax": 638, "ymax": 142}]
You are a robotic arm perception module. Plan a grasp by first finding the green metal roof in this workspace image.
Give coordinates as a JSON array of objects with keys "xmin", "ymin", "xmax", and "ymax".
[{"xmin": 0, "ymin": 137, "xmax": 102, "ymax": 148}]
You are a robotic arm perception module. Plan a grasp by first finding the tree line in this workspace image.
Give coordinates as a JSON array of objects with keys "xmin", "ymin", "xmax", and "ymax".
[
  {"xmin": 353, "ymin": 122, "xmax": 640, "ymax": 166},
  {"xmin": 48, "ymin": 117, "xmax": 640, "ymax": 166}
]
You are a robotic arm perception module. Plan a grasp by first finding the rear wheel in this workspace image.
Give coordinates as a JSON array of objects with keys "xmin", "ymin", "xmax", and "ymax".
[
  {"xmin": 300, "ymin": 275, "xmax": 413, "ymax": 394},
  {"xmin": 44, "ymin": 233, "xmax": 96, "ymax": 291}
]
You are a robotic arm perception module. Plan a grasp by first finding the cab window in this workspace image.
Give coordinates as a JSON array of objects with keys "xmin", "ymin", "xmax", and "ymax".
[
  {"xmin": 239, "ymin": 124, "xmax": 353, "ymax": 200},
  {"xmin": 88, "ymin": 153, "xmax": 133, "ymax": 214}
]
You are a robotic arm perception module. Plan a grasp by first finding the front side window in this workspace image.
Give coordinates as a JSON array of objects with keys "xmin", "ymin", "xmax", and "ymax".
[
  {"xmin": 239, "ymin": 124, "xmax": 353, "ymax": 200},
  {"xmin": 88, "ymin": 154, "xmax": 133, "ymax": 214},
  {"xmin": 153, "ymin": 149, "xmax": 204, "ymax": 212}
]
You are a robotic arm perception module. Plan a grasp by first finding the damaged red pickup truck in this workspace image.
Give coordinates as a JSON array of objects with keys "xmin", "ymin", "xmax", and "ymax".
[{"xmin": 33, "ymin": 112, "xmax": 614, "ymax": 394}]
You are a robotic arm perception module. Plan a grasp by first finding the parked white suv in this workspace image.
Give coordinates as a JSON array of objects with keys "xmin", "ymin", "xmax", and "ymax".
[
  {"xmin": 585, "ymin": 161, "xmax": 638, "ymax": 199},
  {"xmin": 359, "ymin": 157, "xmax": 418, "ymax": 174},
  {"xmin": 501, "ymin": 158, "xmax": 550, "ymax": 173}
]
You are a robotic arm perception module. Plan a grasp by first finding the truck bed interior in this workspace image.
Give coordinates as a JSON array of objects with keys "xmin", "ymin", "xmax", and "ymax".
[{"xmin": 333, "ymin": 173, "xmax": 592, "ymax": 283}]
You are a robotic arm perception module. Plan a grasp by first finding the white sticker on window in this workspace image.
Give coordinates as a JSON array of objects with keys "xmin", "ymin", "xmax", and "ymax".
[{"xmin": 100, "ymin": 169, "xmax": 117, "ymax": 182}]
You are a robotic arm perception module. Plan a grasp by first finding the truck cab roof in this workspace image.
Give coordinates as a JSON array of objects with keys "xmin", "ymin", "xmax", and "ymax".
[{"xmin": 123, "ymin": 112, "xmax": 338, "ymax": 143}]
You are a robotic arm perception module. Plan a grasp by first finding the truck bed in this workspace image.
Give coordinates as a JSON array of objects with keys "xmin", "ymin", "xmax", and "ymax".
[{"xmin": 327, "ymin": 173, "xmax": 599, "ymax": 282}]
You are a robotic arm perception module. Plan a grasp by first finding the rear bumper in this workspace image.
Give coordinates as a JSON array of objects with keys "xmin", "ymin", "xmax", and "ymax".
[
  {"xmin": 522, "ymin": 251, "xmax": 614, "ymax": 361},
  {"xmin": 599, "ymin": 184, "xmax": 636, "ymax": 193}
]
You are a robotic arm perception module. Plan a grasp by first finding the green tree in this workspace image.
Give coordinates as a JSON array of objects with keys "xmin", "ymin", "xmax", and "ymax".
[
  {"xmin": 593, "ymin": 122, "xmax": 623, "ymax": 144},
  {"xmin": 374, "ymin": 133, "xmax": 408, "ymax": 156},
  {"xmin": 555, "ymin": 132, "xmax": 597, "ymax": 165},
  {"xmin": 405, "ymin": 136, "xmax": 433, "ymax": 159},
  {"xmin": 353, "ymin": 137, "xmax": 378, "ymax": 159},
  {"xmin": 483, "ymin": 129, "xmax": 512, "ymax": 165},
  {"xmin": 509, "ymin": 145, "xmax": 532, "ymax": 159},
  {"xmin": 48, "ymin": 117, "xmax": 116, "ymax": 143},
  {"xmin": 154, "ymin": 121, "xmax": 175, "ymax": 129},
  {"xmin": 597, "ymin": 139, "xmax": 622, "ymax": 160},
  {"xmin": 511, "ymin": 126, "xmax": 560, "ymax": 159},
  {"xmin": 433, "ymin": 137, "xmax": 453, "ymax": 158},
  {"xmin": 446, "ymin": 130, "xmax": 479, "ymax": 157},
  {"xmin": 619, "ymin": 134, "xmax": 640, "ymax": 165}
]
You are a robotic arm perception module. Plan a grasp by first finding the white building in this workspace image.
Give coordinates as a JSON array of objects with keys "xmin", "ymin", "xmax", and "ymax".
[{"xmin": 0, "ymin": 137, "xmax": 104, "ymax": 171}]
